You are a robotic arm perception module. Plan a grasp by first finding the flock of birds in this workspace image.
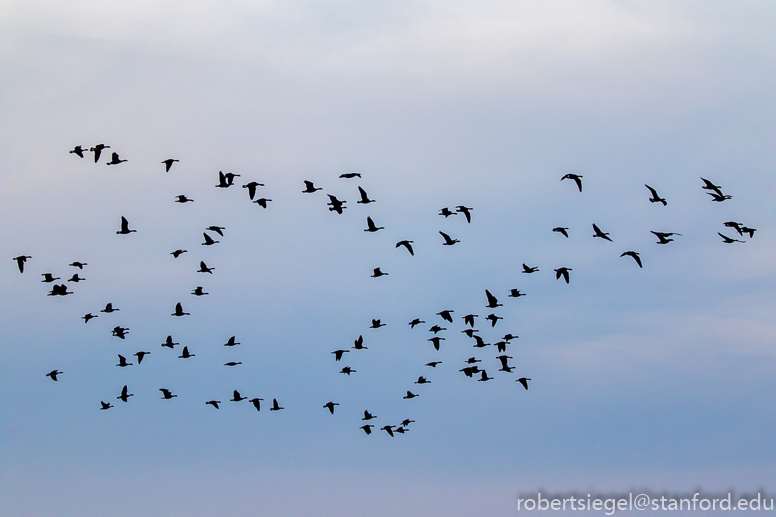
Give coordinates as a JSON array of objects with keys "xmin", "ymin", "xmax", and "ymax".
[{"xmin": 12, "ymin": 146, "xmax": 756, "ymax": 438}]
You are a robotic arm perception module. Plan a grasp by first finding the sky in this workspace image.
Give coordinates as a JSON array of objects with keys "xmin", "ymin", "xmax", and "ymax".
[{"xmin": 1, "ymin": 1, "xmax": 776, "ymax": 515}]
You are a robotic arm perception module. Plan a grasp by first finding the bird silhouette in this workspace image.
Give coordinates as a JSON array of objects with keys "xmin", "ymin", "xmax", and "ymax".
[
  {"xmin": 428, "ymin": 336, "xmax": 445, "ymax": 350},
  {"xmin": 461, "ymin": 328, "xmax": 478, "ymax": 338},
  {"xmin": 439, "ymin": 231, "xmax": 459, "ymax": 245},
  {"xmin": 198, "ymin": 261, "xmax": 215, "ymax": 274},
  {"xmin": 112, "ymin": 326, "xmax": 129, "ymax": 339},
  {"xmin": 162, "ymin": 159, "xmax": 179, "ymax": 172},
  {"xmin": 161, "ymin": 335, "xmax": 179, "ymax": 348},
  {"xmin": 202, "ymin": 233, "xmax": 219, "ymax": 246},
  {"xmin": 439, "ymin": 207, "xmax": 456, "ymax": 217},
  {"xmin": 645, "ymin": 184, "xmax": 667, "ymax": 205},
  {"xmin": 718, "ymin": 232, "xmax": 745, "ymax": 243},
  {"xmin": 428, "ymin": 325, "xmax": 446, "ymax": 334},
  {"xmin": 254, "ymin": 198, "xmax": 272, "ymax": 208},
  {"xmin": 561, "ymin": 173, "xmax": 583, "ymax": 192},
  {"xmin": 508, "ymin": 289, "xmax": 526, "ymax": 298},
  {"xmin": 381, "ymin": 425, "xmax": 395, "ymax": 437},
  {"xmin": 106, "ymin": 152, "xmax": 127, "ymax": 165},
  {"xmin": 708, "ymin": 191, "xmax": 732, "ymax": 202},
  {"xmin": 332, "ymin": 350, "xmax": 349, "ymax": 361},
  {"xmin": 456, "ymin": 205, "xmax": 472, "ymax": 223},
  {"xmin": 496, "ymin": 355, "xmax": 513, "ymax": 371},
  {"xmin": 465, "ymin": 357, "xmax": 481, "ymax": 364},
  {"xmin": 403, "ymin": 391, "xmax": 418, "ymax": 399},
  {"xmin": 485, "ymin": 289, "xmax": 502, "ymax": 308},
  {"xmin": 426, "ymin": 361, "xmax": 442, "ymax": 367},
  {"xmin": 302, "ymin": 180, "xmax": 322, "ymax": 193},
  {"xmin": 249, "ymin": 398, "xmax": 263, "ymax": 411},
  {"xmin": 41, "ymin": 273, "xmax": 60, "ymax": 283},
  {"xmin": 231, "ymin": 390, "xmax": 247, "ymax": 402},
  {"xmin": 352, "ymin": 335, "xmax": 367, "ymax": 350},
  {"xmin": 370, "ymin": 319, "xmax": 385, "ymax": 328},
  {"xmin": 224, "ymin": 172, "xmax": 240, "ymax": 185},
  {"xmin": 340, "ymin": 173, "xmax": 361, "ymax": 178},
  {"xmin": 415, "ymin": 376, "xmax": 430, "ymax": 384},
  {"xmin": 471, "ymin": 335, "xmax": 489, "ymax": 348},
  {"xmin": 357, "ymin": 186, "xmax": 374, "ymax": 204},
  {"xmin": 46, "ymin": 369, "xmax": 62, "ymax": 381},
  {"xmin": 134, "ymin": 351, "xmax": 150, "ymax": 363},
  {"xmin": 206, "ymin": 400, "xmax": 221, "ymax": 409},
  {"xmin": 175, "ymin": 194, "xmax": 194, "ymax": 203},
  {"xmin": 554, "ymin": 267, "xmax": 572, "ymax": 283},
  {"xmin": 191, "ymin": 286, "xmax": 209, "ymax": 296},
  {"xmin": 224, "ymin": 361, "xmax": 242, "ymax": 366},
  {"xmin": 323, "ymin": 401, "xmax": 339, "ymax": 414},
  {"xmin": 327, "ymin": 195, "xmax": 346, "ymax": 214},
  {"xmin": 740, "ymin": 226, "xmax": 756, "ymax": 238},
  {"xmin": 100, "ymin": 401, "xmax": 113, "ymax": 410},
  {"xmin": 69, "ymin": 145, "xmax": 86, "ymax": 158},
  {"xmin": 171, "ymin": 249, "xmax": 187, "ymax": 258},
  {"xmin": 552, "ymin": 227, "xmax": 569, "ymax": 238},
  {"xmin": 651, "ymin": 231, "xmax": 682, "ymax": 244},
  {"xmin": 371, "ymin": 267, "xmax": 387, "ymax": 278},
  {"xmin": 340, "ymin": 366, "xmax": 355, "ymax": 375},
  {"xmin": 68, "ymin": 274, "xmax": 84, "ymax": 282},
  {"xmin": 178, "ymin": 346, "xmax": 195, "ymax": 359},
  {"xmin": 270, "ymin": 399, "xmax": 284, "ymax": 411},
  {"xmin": 242, "ymin": 181, "xmax": 265, "ymax": 200},
  {"xmin": 69, "ymin": 261, "xmax": 87, "ymax": 269},
  {"xmin": 437, "ymin": 310, "xmax": 454, "ymax": 322},
  {"xmin": 400, "ymin": 419, "xmax": 415, "ymax": 427},
  {"xmin": 364, "ymin": 216, "xmax": 383, "ymax": 232},
  {"xmin": 116, "ymin": 355, "xmax": 132, "ymax": 367},
  {"xmin": 206, "ymin": 226, "xmax": 225, "ymax": 236},
  {"xmin": 396, "ymin": 240, "xmax": 414, "ymax": 255},
  {"xmin": 592, "ymin": 224, "xmax": 612, "ymax": 242},
  {"xmin": 701, "ymin": 177, "xmax": 722, "ymax": 193},
  {"xmin": 82, "ymin": 313, "xmax": 98, "ymax": 323},
  {"xmin": 363, "ymin": 410, "xmax": 377, "ymax": 421},
  {"xmin": 160, "ymin": 389, "xmax": 177, "ymax": 399},
  {"xmin": 117, "ymin": 385, "xmax": 134, "ymax": 402},
  {"xmin": 13, "ymin": 255, "xmax": 31, "ymax": 273},
  {"xmin": 117, "ymin": 216, "xmax": 136, "ymax": 235},
  {"xmin": 90, "ymin": 144, "xmax": 110, "ymax": 162},
  {"xmin": 47, "ymin": 284, "xmax": 72, "ymax": 296},
  {"xmin": 172, "ymin": 303, "xmax": 190, "ymax": 316},
  {"xmin": 485, "ymin": 314, "xmax": 502, "ymax": 327},
  {"xmin": 516, "ymin": 377, "xmax": 531, "ymax": 390},
  {"xmin": 478, "ymin": 370, "xmax": 493, "ymax": 381},
  {"xmin": 503, "ymin": 333, "xmax": 519, "ymax": 342},
  {"xmin": 522, "ymin": 264, "xmax": 539, "ymax": 273},
  {"xmin": 495, "ymin": 341, "xmax": 508, "ymax": 353},
  {"xmin": 408, "ymin": 318, "xmax": 425, "ymax": 328},
  {"xmin": 224, "ymin": 336, "xmax": 240, "ymax": 346},
  {"xmin": 215, "ymin": 171, "xmax": 231, "ymax": 188},
  {"xmin": 463, "ymin": 314, "xmax": 478, "ymax": 327},
  {"xmin": 620, "ymin": 251, "xmax": 642, "ymax": 267},
  {"xmin": 460, "ymin": 367, "xmax": 476, "ymax": 377},
  {"xmin": 360, "ymin": 424, "xmax": 374, "ymax": 435}
]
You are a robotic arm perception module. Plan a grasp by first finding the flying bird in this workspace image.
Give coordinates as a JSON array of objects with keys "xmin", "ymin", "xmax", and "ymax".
[
  {"xmin": 645, "ymin": 184, "xmax": 667, "ymax": 205},
  {"xmin": 408, "ymin": 318, "xmax": 425, "ymax": 328},
  {"xmin": 371, "ymin": 267, "xmax": 387, "ymax": 278},
  {"xmin": 362, "ymin": 410, "xmax": 377, "ymax": 421},
  {"xmin": 270, "ymin": 399, "xmax": 284, "ymax": 411},
  {"xmin": 340, "ymin": 366, "xmax": 356, "ymax": 375},
  {"xmin": 174, "ymin": 194, "xmax": 194, "ymax": 203},
  {"xmin": 161, "ymin": 335, "xmax": 179, "ymax": 348},
  {"xmin": 302, "ymin": 180, "xmax": 322, "ymax": 193},
  {"xmin": 224, "ymin": 361, "xmax": 242, "ymax": 366},
  {"xmin": 554, "ymin": 267, "xmax": 572, "ymax": 283},
  {"xmin": 201, "ymin": 233, "xmax": 219, "ymax": 245},
  {"xmin": 485, "ymin": 289, "xmax": 502, "ymax": 308},
  {"xmin": 561, "ymin": 173, "xmax": 583, "ymax": 192},
  {"xmin": 230, "ymin": 390, "xmax": 247, "ymax": 402},
  {"xmin": 396, "ymin": 240, "xmax": 414, "ymax": 255},
  {"xmin": 254, "ymin": 198, "xmax": 272, "ymax": 208},
  {"xmin": 191, "ymin": 286, "xmax": 208, "ymax": 296},
  {"xmin": 206, "ymin": 400, "xmax": 221, "ymax": 409},
  {"xmin": 206, "ymin": 226, "xmax": 225, "ymax": 236},
  {"xmin": 708, "ymin": 191, "xmax": 732, "ymax": 202},
  {"xmin": 67, "ymin": 274, "xmax": 84, "ymax": 282},
  {"xmin": 478, "ymin": 370, "xmax": 493, "ymax": 381},
  {"xmin": 224, "ymin": 336, "xmax": 240, "ymax": 347},
  {"xmin": 357, "ymin": 186, "xmax": 374, "ymax": 204},
  {"xmin": 700, "ymin": 177, "xmax": 723, "ymax": 194},
  {"xmin": 178, "ymin": 346, "xmax": 195, "ymax": 359},
  {"xmin": 106, "ymin": 152, "xmax": 127, "ymax": 165},
  {"xmin": 352, "ymin": 335, "xmax": 367, "ymax": 350},
  {"xmin": 161, "ymin": 159, "xmax": 179, "ymax": 172},
  {"xmin": 463, "ymin": 314, "xmax": 478, "ymax": 327},
  {"xmin": 718, "ymin": 232, "xmax": 745, "ymax": 243},
  {"xmin": 428, "ymin": 336, "xmax": 445, "ymax": 350},
  {"xmin": 485, "ymin": 314, "xmax": 502, "ymax": 327},
  {"xmin": 82, "ymin": 313, "xmax": 98, "ymax": 323},
  {"xmin": 69, "ymin": 261, "xmax": 87, "ymax": 269},
  {"xmin": 242, "ymin": 181, "xmax": 265, "ymax": 200},
  {"xmin": 46, "ymin": 369, "xmax": 62, "ymax": 381},
  {"xmin": 69, "ymin": 145, "xmax": 86, "ymax": 158},
  {"xmin": 508, "ymin": 289, "xmax": 526, "ymax": 298},
  {"xmin": 620, "ymin": 251, "xmax": 642, "ymax": 268},
  {"xmin": 215, "ymin": 171, "xmax": 231, "ymax": 188},
  {"xmin": 323, "ymin": 401, "xmax": 339, "ymax": 414},
  {"xmin": 47, "ymin": 284, "xmax": 72, "ymax": 296},
  {"xmin": 552, "ymin": 227, "xmax": 569, "ymax": 238},
  {"xmin": 364, "ymin": 216, "xmax": 384, "ymax": 232},
  {"xmin": 522, "ymin": 264, "xmax": 539, "ymax": 273},
  {"xmin": 592, "ymin": 224, "xmax": 612, "ymax": 242},
  {"xmin": 651, "ymin": 231, "xmax": 681, "ymax": 244},
  {"xmin": 100, "ymin": 401, "xmax": 113, "ymax": 410},
  {"xmin": 403, "ymin": 391, "xmax": 418, "ymax": 399},
  {"xmin": 516, "ymin": 377, "xmax": 531, "ymax": 390},
  {"xmin": 332, "ymin": 350, "xmax": 349, "ymax": 361},
  {"xmin": 439, "ymin": 207, "xmax": 456, "ymax": 217},
  {"xmin": 198, "ymin": 261, "xmax": 215, "ymax": 274},
  {"xmin": 160, "ymin": 389, "xmax": 177, "ymax": 399},
  {"xmin": 41, "ymin": 273, "xmax": 60, "ymax": 283},
  {"xmin": 171, "ymin": 303, "xmax": 190, "ymax": 316},
  {"xmin": 426, "ymin": 361, "xmax": 442, "ymax": 367},
  {"xmin": 381, "ymin": 426, "xmax": 395, "ymax": 437},
  {"xmin": 13, "ymin": 255, "xmax": 31, "ymax": 273},
  {"xmin": 437, "ymin": 310, "xmax": 454, "ymax": 323},
  {"xmin": 327, "ymin": 194, "xmax": 346, "ymax": 214},
  {"xmin": 117, "ymin": 385, "xmax": 134, "ymax": 402},
  {"xmin": 428, "ymin": 325, "xmax": 446, "ymax": 334},
  {"xmin": 439, "ymin": 231, "xmax": 459, "ymax": 246},
  {"xmin": 134, "ymin": 351, "xmax": 150, "ymax": 363},
  {"xmin": 90, "ymin": 144, "xmax": 110, "ymax": 162},
  {"xmin": 112, "ymin": 326, "xmax": 129, "ymax": 339},
  {"xmin": 116, "ymin": 354, "xmax": 132, "ymax": 367},
  {"xmin": 415, "ymin": 376, "xmax": 430, "ymax": 384},
  {"xmin": 360, "ymin": 424, "xmax": 374, "ymax": 435},
  {"xmin": 340, "ymin": 172, "xmax": 361, "ymax": 178},
  {"xmin": 456, "ymin": 205, "xmax": 473, "ymax": 223},
  {"xmin": 116, "ymin": 216, "xmax": 136, "ymax": 235},
  {"xmin": 249, "ymin": 398, "xmax": 263, "ymax": 411},
  {"xmin": 171, "ymin": 249, "xmax": 187, "ymax": 258},
  {"xmin": 370, "ymin": 319, "xmax": 385, "ymax": 328}
]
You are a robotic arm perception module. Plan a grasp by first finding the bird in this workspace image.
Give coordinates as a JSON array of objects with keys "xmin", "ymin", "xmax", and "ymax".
[
  {"xmin": 69, "ymin": 145, "xmax": 86, "ymax": 158},
  {"xmin": 439, "ymin": 231, "xmax": 459, "ymax": 246},
  {"xmin": 117, "ymin": 385, "xmax": 134, "ymax": 402},
  {"xmin": 471, "ymin": 335, "xmax": 489, "ymax": 348},
  {"xmin": 408, "ymin": 318, "xmax": 425, "ymax": 328},
  {"xmin": 100, "ymin": 401, "xmax": 113, "ymax": 410},
  {"xmin": 496, "ymin": 355, "xmax": 513, "ymax": 371},
  {"xmin": 460, "ymin": 367, "xmax": 476, "ymax": 377},
  {"xmin": 224, "ymin": 361, "xmax": 242, "ymax": 366},
  {"xmin": 106, "ymin": 152, "xmax": 127, "ymax": 165},
  {"xmin": 700, "ymin": 177, "xmax": 722, "ymax": 193},
  {"xmin": 428, "ymin": 325, "xmax": 446, "ymax": 334},
  {"xmin": 352, "ymin": 335, "xmax": 367, "ymax": 350},
  {"xmin": 495, "ymin": 341, "xmax": 508, "ymax": 353},
  {"xmin": 302, "ymin": 180, "xmax": 322, "ymax": 193},
  {"xmin": 206, "ymin": 226, "xmax": 225, "ymax": 236},
  {"xmin": 47, "ymin": 284, "xmax": 72, "ymax": 296},
  {"xmin": 620, "ymin": 251, "xmax": 642, "ymax": 267},
  {"xmin": 41, "ymin": 273, "xmax": 60, "ymax": 283},
  {"xmin": 592, "ymin": 223, "xmax": 612, "ymax": 242},
  {"xmin": 134, "ymin": 351, "xmax": 150, "ymax": 364},
  {"xmin": 561, "ymin": 173, "xmax": 583, "ymax": 192},
  {"xmin": 171, "ymin": 302, "xmax": 190, "ymax": 316},
  {"xmin": 323, "ymin": 401, "xmax": 339, "ymax": 414},
  {"xmin": 403, "ymin": 391, "xmax": 418, "ymax": 399},
  {"xmin": 554, "ymin": 267, "xmax": 572, "ymax": 283},
  {"xmin": 645, "ymin": 184, "xmax": 667, "ymax": 205},
  {"xmin": 740, "ymin": 226, "xmax": 756, "ymax": 238},
  {"xmin": 254, "ymin": 198, "xmax": 272, "ymax": 208},
  {"xmin": 552, "ymin": 227, "xmax": 569, "ymax": 238},
  {"xmin": 178, "ymin": 346, "xmax": 195, "ymax": 359},
  {"xmin": 332, "ymin": 350, "xmax": 349, "ymax": 361},
  {"xmin": 191, "ymin": 286, "xmax": 209, "ymax": 296},
  {"xmin": 112, "ymin": 326, "xmax": 129, "ymax": 339},
  {"xmin": 364, "ymin": 216, "xmax": 383, "ymax": 232},
  {"xmin": 437, "ymin": 310, "xmax": 454, "ymax": 322},
  {"xmin": 340, "ymin": 366, "xmax": 355, "ymax": 375},
  {"xmin": 485, "ymin": 314, "xmax": 502, "ymax": 327},
  {"xmin": 508, "ymin": 289, "xmax": 526, "ymax": 298},
  {"xmin": 90, "ymin": 144, "xmax": 110, "ymax": 162},
  {"xmin": 439, "ymin": 207, "xmax": 456, "ymax": 217},
  {"xmin": 503, "ymin": 333, "xmax": 519, "ymax": 342},
  {"xmin": 381, "ymin": 425, "xmax": 395, "ymax": 437},
  {"xmin": 224, "ymin": 336, "xmax": 240, "ymax": 347},
  {"xmin": 456, "ymin": 205, "xmax": 473, "ymax": 223},
  {"xmin": 463, "ymin": 314, "xmax": 478, "ymax": 327},
  {"xmin": 171, "ymin": 249, "xmax": 187, "ymax": 258},
  {"xmin": 161, "ymin": 159, "xmax": 179, "ymax": 172},
  {"xmin": 224, "ymin": 172, "xmax": 240, "ymax": 185},
  {"xmin": 415, "ymin": 376, "xmax": 430, "ymax": 384},
  {"xmin": 461, "ymin": 328, "xmax": 478, "ymax": 338},
  {"xmin": 270, "ymin": 399, "xmax": 284, "ymax": 411},
  {"xmin": 708, "ymin": 191, "xmax": 732, "ymax": 202},
  {"xmin": 370, "ymin": 319, "xmax": 385, "ymax": 329},
  {"xmin": 396, "ymin": 240, "xmax": 414, "ymax": 255},
  {"xmin": 13, "ymin": 255, "xmax": 31, "ymax": 273},
  {"xmin": 400, "ymin": 419, "xmax": 415, "ymax": 427},
  {"xmin": 242, "ymin": 181, "xmax": 265, "ymax": 200},
  {"xmin": 82, "ymin": 313, "xmax": 98, "ymax": 323},
  {"xmin": 160, "ymin": 389, "xmax": 177, "ymax": 399},
  {"xmin": 46, "ymin": 369, "xmax": 62, "ymax": 381},
  {"xmin": 371, "ymin": 267, "xmax": 387, "ymax": 278},
  {"xmin": 116, "ymin": 355, "xmax": 132, "ymax": 367},
  {"xmin": 206, "ymin": 400, "xmax": 221, "ymax": 409},
  {"xmin": 231, "ymin": 390, "xmax": 247, "ymax": 402},
  {"xmin": 428, "ymin": 336, "xmax": 445, "ymax": 350},
  {"xmin": 651, "ymin": 231, "xmax": 682, "ymax": 244},
  {"xmin": 175, "ymin": 194, "xmax": 194, "ymax": 203},
  {"xmin": 68, "ymin": 274, "xmax": 84, "ymax": 282},
  {"xmin": 69, "ymin": 261, "xmax": 87, "ymax": 269},
  {"xmin": 201, "ymin": 233, "xmax": 219, "ymax": 246},
  {"xmin": 718, "ymin": 232, "xmax": 745, "ymax": 243},
  {"xmin": 485, "ymin": 289, "xmax": 502, "ymax": 308},
  {"xmin": 357, "ymin": 186, "xmax": 374, "ymax": 204},
  {"xmin": 522, "ymin": 263, "xmax": 539, "ymax": 273},
  {"xmin": 465, "ymin": 357, "xmax": 482, "ymax": 364},
  {"xmin": 249, "ymin": 398, "xmax": 263, "ymax": 411},
  {"xmin": 516, "ymin": 377, "xmax": 531, "ymax": 390},
  {"xmin": 478, "ymin": 370, "xmax": 493, "ymax": 381},
  {"xmin": 340, "ymin": 172, "xmax": 361, "ymax": 178},
  {"xmin": 426, "ymin": 361, "xmax": 442, "ymax": 367},
  {"xmin": 215, "ymin": 171, "xmax": 231, "ymax": 188},
  {"xmin": 117, "ymin": 216, "xmax": 136, "ymax": 235},
  {"xmin": 327, "ymin": 195, "xmax": 346, "ymax": 214},
  {"xmin": 161, "ymin": 335, "xmax": 179, "ymax": 348},
  {"xmin": 198, "ymin": 261, "xmax": 215, "ymax": 274},
  {"xmin": 360, "ymin": 424, "xmax": 374, "ymax": 435}
]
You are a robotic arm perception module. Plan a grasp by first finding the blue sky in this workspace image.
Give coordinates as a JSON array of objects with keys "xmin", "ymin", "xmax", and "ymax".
[{"xmin": 1, "ymin": 1, "xmax": 776, "ymax": 515}]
